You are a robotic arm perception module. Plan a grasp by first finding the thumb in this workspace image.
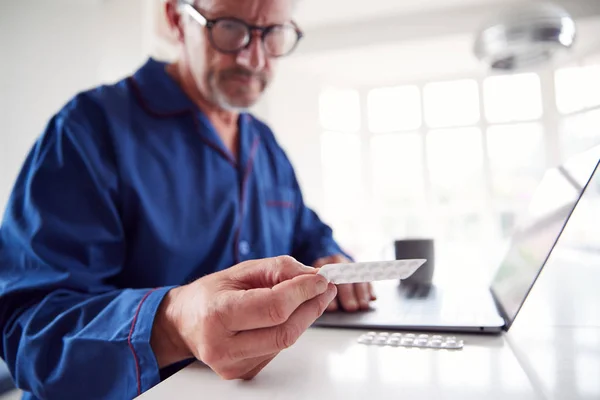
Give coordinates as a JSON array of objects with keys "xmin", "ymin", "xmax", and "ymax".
[{"xmin": 229, "ymin": 256, "xmax": 316, "ymax": 288}]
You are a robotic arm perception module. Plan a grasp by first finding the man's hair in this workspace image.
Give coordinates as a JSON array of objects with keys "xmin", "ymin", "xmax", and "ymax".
[{"xmin": 176, "ymin": 0, "xmax": 299, "ymax": 7}]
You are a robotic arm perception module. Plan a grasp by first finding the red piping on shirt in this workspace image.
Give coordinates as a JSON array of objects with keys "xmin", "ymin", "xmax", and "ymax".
[
  {"xmin": 266, "ymin": 200, "xmax": 294, "ymax": 209},
  {"xmin": 128, "ymin": 288, "xmax": 159, "ymax": 397}
]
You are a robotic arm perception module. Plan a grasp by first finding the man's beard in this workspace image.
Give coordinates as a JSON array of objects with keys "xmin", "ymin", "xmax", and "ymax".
[{"xmin": 208, "ymin": 67, "xmax": 269, "ymax": 111}]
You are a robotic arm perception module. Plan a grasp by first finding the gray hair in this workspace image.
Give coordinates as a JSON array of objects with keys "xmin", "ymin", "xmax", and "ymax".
[{"xmin": 177, "ymin": 0, "xmax": 299, "ymax": 7}]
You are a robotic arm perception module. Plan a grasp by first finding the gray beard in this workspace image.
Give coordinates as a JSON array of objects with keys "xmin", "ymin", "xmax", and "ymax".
[{"xmin": 209, "ymin": 76, "xmax": 252, "ymax": 112}]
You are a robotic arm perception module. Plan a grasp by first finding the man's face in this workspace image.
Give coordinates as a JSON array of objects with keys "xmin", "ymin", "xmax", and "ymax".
[{"xmin": 178, "ymin": 0, "xmax": 295, "ymax": 111}]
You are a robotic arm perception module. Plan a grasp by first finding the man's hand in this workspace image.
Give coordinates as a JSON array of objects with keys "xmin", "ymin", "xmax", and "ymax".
[
  {"xmin": 150, "ymin": 256, "xmax": 336, "ymax": 380},
  {"xmin": 313, "ymin": 254, "xmax": 376, "ymax": 312}
]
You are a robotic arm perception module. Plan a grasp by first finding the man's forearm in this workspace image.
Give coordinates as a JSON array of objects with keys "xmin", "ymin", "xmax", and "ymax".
[{"xmin": 0, "ymin": 287, "xmax": 174, "ymax": 398}]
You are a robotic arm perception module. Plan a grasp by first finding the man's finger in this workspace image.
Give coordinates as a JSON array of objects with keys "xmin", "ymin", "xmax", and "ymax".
[
  {"xmin": 229, "ymin": 284, "xmax": 337, "ymax": 359},
  {"xmin": 369, "ymin": 283, "xmax": 377, "ymax": 301},
  {"xmin": 337, "ymin": 283, "xmax": 359, "ymax": 312},
  {"xmin": 353, "ymin": 283, "xmax": 371, "ymax": 310},
  {"xmin": 220, "ymin": 274, "xmax": 330, "ymax": 331},
  {"xmin": 230, "ymin": 256, "xmax": 316, "ymax": 288},
  {"xmin": 326, "ymin": 297, "xmax": 338, "ymax": 312}
]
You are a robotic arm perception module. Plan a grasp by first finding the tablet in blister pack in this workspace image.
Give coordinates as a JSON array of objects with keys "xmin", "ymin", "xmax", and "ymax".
[
  {"xmin": 317, "ymin": 259, "xmax": 426, "ymax": 285},
  {"xmin": 357, "ymin": 332, "xmax": 463, "ymax": 350}
]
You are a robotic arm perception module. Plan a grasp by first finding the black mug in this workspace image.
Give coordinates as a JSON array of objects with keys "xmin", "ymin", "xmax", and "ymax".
[{"xmin": 394, "ymin": 239, "xmax": 435, "ymax": 287}]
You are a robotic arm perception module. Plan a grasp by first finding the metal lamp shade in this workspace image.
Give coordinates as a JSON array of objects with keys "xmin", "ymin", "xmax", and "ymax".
[{"xmin": 474, "ymin": 2, "xmax": 577, "ymax": 71}]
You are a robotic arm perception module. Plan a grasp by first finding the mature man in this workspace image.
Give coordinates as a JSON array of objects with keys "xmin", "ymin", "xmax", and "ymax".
[{"xmin": 0, "ymin": 0, "xmax": 375, "ymax": 398}]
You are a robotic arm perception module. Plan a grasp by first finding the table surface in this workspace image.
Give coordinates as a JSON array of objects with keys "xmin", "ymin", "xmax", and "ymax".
[
  {"xmin": 138, "ymin": 246, "xmax": 600, "ymax": 400},
  {"xmin": 138, "ymin": 328, "xmax": 539, "ymax": 400}
]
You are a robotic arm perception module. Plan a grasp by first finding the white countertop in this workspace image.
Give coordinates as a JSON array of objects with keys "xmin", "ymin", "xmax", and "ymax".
[{"xmin": 139, "ymin": 327, "xmax": 539, "ymax": 400}]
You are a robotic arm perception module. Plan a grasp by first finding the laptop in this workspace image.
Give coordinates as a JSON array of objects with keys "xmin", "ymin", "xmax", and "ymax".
[{"xmin": 314, "ymin": 145, "xmax": 600, "ymax": 334}]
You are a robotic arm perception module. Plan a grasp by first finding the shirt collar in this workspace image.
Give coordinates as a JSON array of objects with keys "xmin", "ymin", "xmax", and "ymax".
[
  {"xmin": 129, "ymin": 58, "xmax": 197, "ymax": 115},
  {"xmin": 129, "ymin": 58, "xmax": 260, "ymax": 167}
]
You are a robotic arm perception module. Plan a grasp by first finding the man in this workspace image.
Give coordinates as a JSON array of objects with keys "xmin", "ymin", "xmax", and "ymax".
[{"xmin": 0, "ymin": 0, "xmax": 375, "ymax": 398}]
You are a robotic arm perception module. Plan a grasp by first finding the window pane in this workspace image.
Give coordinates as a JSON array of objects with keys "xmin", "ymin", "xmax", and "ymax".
[
  {"xmin": 483, "ymin": 73, "xmax": 543, "ymax": 123},
  {"xmin": 555, "ymin": 66, "xmax": 600, "ymax": 114},
  {"xmin": 427, "ymin": 127, "xmax": 485, "ymax": 208},
  {"xmin": 423, "ymin": 79, "xmax": 480, "ymax": 128},
  {"xmin": 321, "ymin": 131, "xmax": 363, "ymax": 256},
  {"xmin": 368, "ymin": 86, "xmax": 421, "ymax": 133},
  {"xmin": 371, "ymin": 133, "xmax": 429, "ymax": 238},
  {"xmin": 559, "ymin": 108, "xmax": 600, "ymax": 160},
  {"xmin": 321, "ymin": 131, "xmax": 362, "ymax": 214},
  {"xmin": 487, "ymin": 123, "xmax": 546, "ymax": 237},
  {"xmin": 426, "ymin": 128, "xmax": 488, "ymax": 242},
  {"xmin": 319, "ymin": 88, "xmax": 361, "ymax": 132},
  {"xmin": 371, "ymin": 133, "xmax": 425, "ymax": 207}
]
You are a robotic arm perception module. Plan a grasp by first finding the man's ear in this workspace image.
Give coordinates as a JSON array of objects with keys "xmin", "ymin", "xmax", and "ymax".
[{"xmin": 164, "ymin": 0, "xmax": 185, "ymax": 43}]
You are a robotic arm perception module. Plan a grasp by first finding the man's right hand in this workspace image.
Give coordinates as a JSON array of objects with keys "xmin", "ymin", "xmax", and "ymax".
[{"xmin": 150, "ymin": 256, "xmax": 336, "ymax": 380}]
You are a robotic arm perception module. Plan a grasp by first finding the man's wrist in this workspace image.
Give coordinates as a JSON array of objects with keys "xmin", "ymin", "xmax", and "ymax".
[{"xmin": 150, "ymin": 287, "xmax": 193, "ymax": 368}]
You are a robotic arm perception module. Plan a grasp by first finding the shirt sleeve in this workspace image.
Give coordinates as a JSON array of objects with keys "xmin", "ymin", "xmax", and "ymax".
[
  {"xmin": 0, "ymin": 97, "xmax": 172, "ymax": 399},
  {"xmin": 288, "ymin": 171, "xmax": 353, "ymax": 266}
]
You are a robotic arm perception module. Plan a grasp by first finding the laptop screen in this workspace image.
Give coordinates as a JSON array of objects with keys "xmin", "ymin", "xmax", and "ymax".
[{"xmin": 490, "ymin": 146, "xmax": 600, "ymax": 329}]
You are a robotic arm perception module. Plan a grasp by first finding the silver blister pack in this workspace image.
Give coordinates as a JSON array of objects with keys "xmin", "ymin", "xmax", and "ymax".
[
  {"xmin": 357, "ymin": 332, "xmax": 464, "ymax": 350},
  {"xmin": 317, "ymin": 259, "xmax": 426, "ymax": 284}
]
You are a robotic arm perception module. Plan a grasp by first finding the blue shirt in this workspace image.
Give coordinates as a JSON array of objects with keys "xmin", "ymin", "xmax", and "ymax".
[{"xmin": 0, "ymin": 58, "xmax": 346, "ymax": 399}]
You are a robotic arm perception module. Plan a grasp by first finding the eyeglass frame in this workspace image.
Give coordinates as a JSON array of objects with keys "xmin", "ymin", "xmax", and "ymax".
[{"xmin": 179, "ymin": 3, "xmax": 304, "ymax": 58}]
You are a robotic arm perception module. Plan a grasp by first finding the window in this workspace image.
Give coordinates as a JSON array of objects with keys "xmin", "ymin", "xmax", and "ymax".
[
  {"xmin": 559, "ymin": 108, "xmax": 600, "ymax": 160},
  {"xmin": 427, "ymin": 127, "xmax": 485, "ymax": 210},
  {"xmin": 554, "ymin": 62, "xmax": 600, "ymax": 161},
  {"xmin": 423, "ymin": 79, "xmax": 479, "ymax": 128},
  {"xmin": 487, "ymin": 123, "xmax": 546, "ymax": 237},
  {"xmin": 483, "ymin": 73, "xmax": 543, "ymax": 123},
  {"xmin": 315, "ymin": 66, "xmax": 592, "ymax": 269},
  {"xmin": 367, "ymin": 85, "xmax": 421, "ymax": 133},
  {"xmin": 371, "ymin": 133, "xmax": 429, "ymax": 239},
  {"xmin": 426, "ymin": 128, "xmax": 486, "ymax": 242},
  {"xmin": 555, "ymin": 65, "xmax": 600, "ymax": 114},
  {"xmin": 321, "ymin": 131, "xmax": 362, "ymax": 211},
  {"xmin": 318, "ymin": 88, "xmax": 363, "ymax": 252}
]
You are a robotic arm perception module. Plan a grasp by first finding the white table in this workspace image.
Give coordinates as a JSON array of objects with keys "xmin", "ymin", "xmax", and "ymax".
[
  {"xmin": 501, "ymin": 247, "xmax": 600, "ymax": 400},
  {"xmin": 138, "ymin": 247, "xmax": 600, "ymax": 400},
  {"xmin": 139, "ymin": 328, "xmax": 538, "ymax": 400}
]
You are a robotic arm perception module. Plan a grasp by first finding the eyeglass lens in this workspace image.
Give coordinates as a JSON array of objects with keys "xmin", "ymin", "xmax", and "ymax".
[{"xmin": 210, "ymin": 19, "xmax": 299, "ymax": 56}]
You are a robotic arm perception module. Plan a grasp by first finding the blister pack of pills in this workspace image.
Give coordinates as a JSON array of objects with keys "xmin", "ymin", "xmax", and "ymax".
[
  {"xmin": 317, "ymin": 259, "xmax": 426, "ymax": 285},
  {"xmin": 357, "ymin": 332, "xmax": 464, "ymax": 350}
]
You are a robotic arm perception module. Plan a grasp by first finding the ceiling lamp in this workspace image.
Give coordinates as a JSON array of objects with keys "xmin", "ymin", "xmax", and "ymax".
[{"xmin": 474, "ymin": 1, "xmax": 577, "ymax": 71}]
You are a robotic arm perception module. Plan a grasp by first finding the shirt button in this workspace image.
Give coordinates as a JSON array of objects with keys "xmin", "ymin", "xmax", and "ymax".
[{"xmin": 239, "ymin": 241, "xmax": 250, "ymax": 256}]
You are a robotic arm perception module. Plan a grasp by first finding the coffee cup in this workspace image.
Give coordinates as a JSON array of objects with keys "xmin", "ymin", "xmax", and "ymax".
[{"xmin": 394, "ymin": 239, "xmax": 435, "ymax": 287}]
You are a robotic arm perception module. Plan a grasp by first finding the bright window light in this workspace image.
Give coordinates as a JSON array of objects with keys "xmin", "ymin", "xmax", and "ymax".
[
  {"xmin": 367, "ymin": 85, "xmax": 422, "ymax": 133},
  {"xmin": 426, "ymin": 127, "xmax": 485, "ymax": 208},
  {"xmin": 555, "ymin": 65, "xmax": 600, "ymax": 114},
  {"xmin": 423, "ymin": 79, "xmax": 480, "ymax": 128},
  {"xmin": 483, "ymin": 73, "xmax": 543, "ymax": 123}
]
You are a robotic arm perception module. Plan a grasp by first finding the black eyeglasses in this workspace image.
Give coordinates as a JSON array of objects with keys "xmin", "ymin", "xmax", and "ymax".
[{"xmin": 180, "ymin": 3, "xmax": 304, "ymax": 58}]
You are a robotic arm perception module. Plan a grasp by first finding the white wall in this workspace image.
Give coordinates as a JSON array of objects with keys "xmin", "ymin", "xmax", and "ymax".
[
  {"xmin": 260, "ymin": 62, "xmax": 326, "ymax": 213},
  {"xmin": 0, "ymin": 0, "xmax": 150, "ymax": 214}
]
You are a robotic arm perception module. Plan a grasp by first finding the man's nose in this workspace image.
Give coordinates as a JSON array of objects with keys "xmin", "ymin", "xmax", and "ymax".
[{"xmin": 236, "ymin": 33, "xmax": 266, "ymax": 72}]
